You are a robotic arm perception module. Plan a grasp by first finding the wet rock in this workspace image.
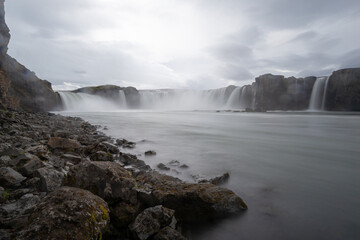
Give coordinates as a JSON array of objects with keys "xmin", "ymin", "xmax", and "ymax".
[
  {"xmin": 129, "ymin": 205, "xmax": 177, "ymax": 240},
  {"xmin": 19, "ymin": 187, "xmax": 110, "ymax": 240},
  {"xmin": 153, "ymin": 226, "xmax": 187, "ymax": 240},
  {"xmin": 145, "ymin": 150, "xmax": 156, "ymax": 156},
  {"xmin": 64, "ymin": 161, "xmax": 137, "ymax": 204},
  {"xmin": 0, "ymin": 167, "xmax": 26, "ymax": 188},
  {"xmin": 47, "ymin": 137, "xmax": 81, "ymax": 151},
  {"xmin": 34, "ymin": 167, "xmax": 64, "ymax": 192},
  {"xmin": 18, "ymin": 158, "xmax": 45, "ymax": 177},
  {"xmin": 102, "ymin": 142, "xmax": 120, "ymax": 154},
  {"xmin": 199, "ymin": 173, "xmax": 230, "ymax": 186},
  {"xmin": 119, "ymin": 152, "xmax": 150, "ymax": 170},
  {"xmin": 157, "ymin": 163, "xmax": 170, "ymax": 171},
  {"xmin": 179, "ymin": 164, "xmax": 189, "ymax": 169},
  {"xmin": 168, "ymin": 160, "xmax": 180, "ymax": 166},
  {"xmin": 110, "ymin": 202, "xmax": 138, "ymax": 228},
  {"xmin": 116, "ymin": 139, "xmax": 136, "ymax": 149},
  {"xmin": 135, "ymin": 171, "xmax": 247, "ymax": 222}
]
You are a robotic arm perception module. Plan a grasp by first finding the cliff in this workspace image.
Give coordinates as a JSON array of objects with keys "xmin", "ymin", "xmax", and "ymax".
[
  {"xmin": 325, "ymin": 68, "xmax": 360, "ymax": 111},
  {"xmin": 0, "ymin": 0, "xmax": 60, "ymax": 112}
]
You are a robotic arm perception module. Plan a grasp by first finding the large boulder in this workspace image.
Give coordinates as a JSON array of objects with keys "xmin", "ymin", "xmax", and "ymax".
[
  {"xmin": 34, "ymin": 167, "xmax": 64, "ymax": 192},
  {"xmin": 19, "ymin": 187, "xmax": 110, "ymax": 240},
  {"xmin": 135, "ymin": 171, "xmax": 247, "ymax": 222},
  {"xmin": 63, "ymin": 161, "xmax": 137, "ymax": 204},
  {"xmin": 325, "ymin": 68, "xmax": 360, "ymax": 111}
]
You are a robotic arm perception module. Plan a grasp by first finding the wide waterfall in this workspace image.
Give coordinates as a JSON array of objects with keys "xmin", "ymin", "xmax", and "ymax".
[
  {"xmin": 138, "ymin": 87, "xmax": 231, "ymax": 110},
  {"xmin": 58, "ymin": 91, "xmax": 126, "ymax": 112},
  {"xmin": 58, "ymin": 86, "xmax": 259, "ymax": 111},
  {"xmin": 308, "ymin": 77, "xmax": 329, "ymax": 111}
]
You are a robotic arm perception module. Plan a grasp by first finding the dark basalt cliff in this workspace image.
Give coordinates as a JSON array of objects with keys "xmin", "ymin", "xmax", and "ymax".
[
  {"xmin": 0, "ymin": 0, "xmax": 60, "ymax": 112},
  {"xmin": 325, "ymin": 68, "xmax": 360, "ymax": 111}
]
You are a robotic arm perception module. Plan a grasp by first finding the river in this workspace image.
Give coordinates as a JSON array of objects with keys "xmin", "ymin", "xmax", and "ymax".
[{"xmin": 60, "ymin": 110, "xmax": 360, "ymax": 240}]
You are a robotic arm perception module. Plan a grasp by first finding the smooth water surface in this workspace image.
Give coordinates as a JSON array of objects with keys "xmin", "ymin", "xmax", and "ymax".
[{"xmin": 60, "ymin": 111, "xmax": 360, "ymax": 240}]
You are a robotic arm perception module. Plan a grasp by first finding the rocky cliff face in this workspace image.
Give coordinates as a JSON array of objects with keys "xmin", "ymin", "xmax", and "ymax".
[
  {"xmin": 72, "ymin": 85, "xmax": 141, "ymax": 108},
  {"xmin": 0, "ymin": 0, "xmax": 60, "ymax": 112},
  {"xmin": 253, "ymin": 74, "xmax": 316, "ymax": 111},
  {"xmin": 325, "ymin": 68, "xmax": 360, "ymax": 111}
]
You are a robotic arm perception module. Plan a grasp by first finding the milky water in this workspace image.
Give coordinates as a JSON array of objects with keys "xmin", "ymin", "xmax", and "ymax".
[{"xmin": 60, "ymin": 111, "xmax": 360, "ymax": 240}]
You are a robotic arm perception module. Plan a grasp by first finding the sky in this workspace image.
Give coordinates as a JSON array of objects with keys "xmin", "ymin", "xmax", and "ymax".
[{"xmin": 4, "ymin": 0, "xmax": 360, "ymax": 91}]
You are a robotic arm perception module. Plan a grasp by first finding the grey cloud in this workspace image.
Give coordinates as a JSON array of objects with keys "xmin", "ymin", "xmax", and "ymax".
[
  {"xmin": 211, "ymin": 43, "xmax": 253, "ymax": 62},
  {"xmin": 219, "ymin": 64, "xmax": 253, "ymax": 81}
]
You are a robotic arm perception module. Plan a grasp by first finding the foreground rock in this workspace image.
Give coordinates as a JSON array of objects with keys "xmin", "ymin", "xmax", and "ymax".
[
  {"xmin": 19, "ymin": 187, "xmax": 110, "ymax": 240},
  {"xmin": 135, "ymin": 171, "xmax": 247, "ymax": 222},
  {"xmin": 129, "ymin": 205, "xmax": 179, "ymax": 240}
]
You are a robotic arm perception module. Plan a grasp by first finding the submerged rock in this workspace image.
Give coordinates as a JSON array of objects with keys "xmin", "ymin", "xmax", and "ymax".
[
  {"xmin": 199, "ymin": 172, "xmax": 230, "ymax": 186},
  {"xmin": 145, "ymin": 150, "xmax": 156, "ymax": 156},
  {"xmin": 19, "ymin": 187, "xmax": 110, "ymax": 240},
  {"xmin": 157, "ymin": 163, "xmax": 170, "ymax": 171}
]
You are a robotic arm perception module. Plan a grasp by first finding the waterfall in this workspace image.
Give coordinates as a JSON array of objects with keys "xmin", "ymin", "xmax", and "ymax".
[
  {"xmin": 138, "ymin": 87, "xmax": 232, "ymax": 110},
  {"xmin": 118, "ymin": 90, "xmax": 127, "ymax": 109},
  {"xmin": 58, "ymin": 92, "xmax": 122, "ymax": 112},
  {"xmin": 308, "ymin": 77, "xmax": 328, "ymax": 111},
  {"xmin": 226, "ymin": 86, "xmax": 243, "ymax": 108}
]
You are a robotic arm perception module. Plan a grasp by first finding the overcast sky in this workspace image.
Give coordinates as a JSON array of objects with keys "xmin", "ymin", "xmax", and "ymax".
[{"xmin": 4, "ymin": 0, "xmax": 360, "ymax": 90}]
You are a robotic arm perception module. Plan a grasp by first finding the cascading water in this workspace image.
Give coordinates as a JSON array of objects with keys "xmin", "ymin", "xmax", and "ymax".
[
  {"xmin": 58, "ymin": 92, "xmax": 123, "ymax": 112},
  {"xmin": 226, "ymin": 86, "xmax": 243, "ymax": 108},
  {"xmin": 308, "ymin": 77, "xmax": 329, "ymax": 111},
  {"xmin": 118, "ymin": 90, "xmax": 127, "ymax": 109},
  {"xmin": 138, "ymin": 87, "xmax": 232, "ymax": 110}
]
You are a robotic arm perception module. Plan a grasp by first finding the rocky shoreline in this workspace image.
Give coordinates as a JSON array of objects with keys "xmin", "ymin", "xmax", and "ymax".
[{"xmin": 0, "ymin": 109, "xmax": 247, "ymax": 240}]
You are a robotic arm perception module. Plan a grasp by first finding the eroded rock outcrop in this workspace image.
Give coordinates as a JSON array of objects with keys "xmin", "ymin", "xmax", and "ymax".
[{"xmin": 0, "ymin": 0, "xmax": 60, "ymax": 112}]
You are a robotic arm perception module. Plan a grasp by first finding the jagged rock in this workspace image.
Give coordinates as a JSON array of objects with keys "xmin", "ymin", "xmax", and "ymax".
[
  {"xmin": 0, "ymin": 167, "xmax": 26, "ymax": 188},
  {"xmin": 110, "ymin": 202, "xmax": 138, "ymax": 228},
  {"xmin": 153, "ymin": 226, "xmax": 186, "ymax": 240},
  {"xmin": 129, "ymin": 205, "xmax": 177, "ymax": 240},
  {"xmin": 63, "ymin": 161, "xmax": 137, "ymax": 204},
  {"xmin": 135, "ymin": 171, "xmax": 247, "ymax": 222},
  {"xmin": 18, "ymin": 158, "xmax": 45, "ymax": 177},
  {"xmin": 157, "ymin": 163, "xmax": 170, "ymax": 171},
  {"xmin": 102, "ymin": 142, "xmax": 119, "ymax": 154},
  {"xmin": 34, "ymin": 167, "xmax": 64, "ymax": 192},
  {"xmin": 0, "ymin": 146, "xmax": 22, "ymax": 158},
  {"xmin": 18, "ymin": 187, "xmax": 110, "ymax": 240},
  {"xmin": 145, "ymin": 150, "xmax": 156, "ymax": 156}
]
